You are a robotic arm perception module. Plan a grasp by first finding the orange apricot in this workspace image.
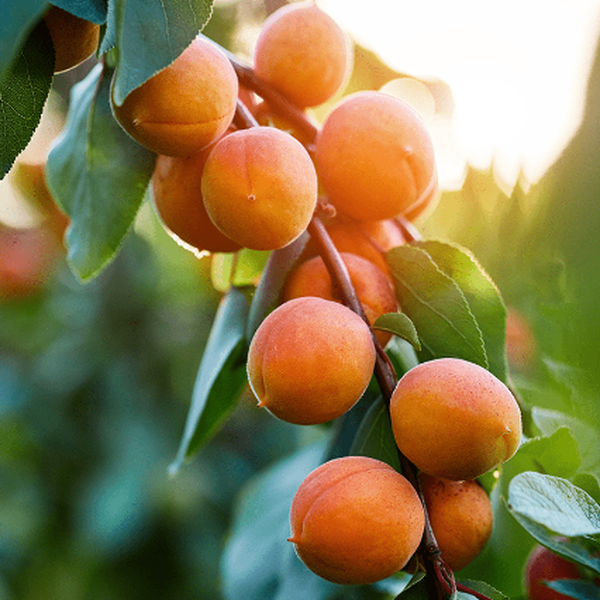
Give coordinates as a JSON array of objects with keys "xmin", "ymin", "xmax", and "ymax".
[
  {"xmin": 151, "ymin": 147, "xmax": 241, "ymax": 254},
  {"xmin": 505, "ymin": 307, "xmax": 537, "ymax": 372},
  {"xmin": 201, "ymin": 127, "xmax": 318, "ymax": 250},
  {"xmin": 111, "ymin": 37, "xmax": 238, "ymax": 157},
  {"xmin": 390, "ymin": 358, "xmax": 522, "ymax": 481},
  {"xmin": 289, "ymin": 456, "xmax": 425, "ymax": 585},
  {"xmin": 315, "ymin": 91, "xmax": 437, "ymax": 221},
  {"xmin": 525, "ymin": 544, "xmax": 583, "ymax": 600},
  {"xmin": 43, "ymin": 6, "xmax": 100, "ymax": 73},
  {"xmin": 254, "ymin": 2, "xmax": 353, "ymax": 108},
  {"xmin": 282, "ymin": 251, "xmax": 399, "ymax": 347},
  {"xmin": 419, "ymin": 473, "xmax": 493, "ymax": 571},
  {"xmin": 247, "ymin": 297, "xmax": 375, "ymax": 425}
]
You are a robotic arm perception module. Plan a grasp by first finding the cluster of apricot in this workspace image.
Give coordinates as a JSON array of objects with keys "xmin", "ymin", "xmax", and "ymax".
[{"xmin": 104, "ymin": 1, "xmax": 523, "ymax": 589}]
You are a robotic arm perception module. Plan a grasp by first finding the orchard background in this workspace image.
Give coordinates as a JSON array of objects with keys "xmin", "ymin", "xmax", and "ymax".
[{"xmin": 2, "ymin": 1, "xmax": 600, "ymax": 599}]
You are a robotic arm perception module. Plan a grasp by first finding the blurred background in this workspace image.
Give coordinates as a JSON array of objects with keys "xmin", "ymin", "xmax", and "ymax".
[{"xmin": 2, "ymin": 0, "xmax": 600, "ymax": 598}]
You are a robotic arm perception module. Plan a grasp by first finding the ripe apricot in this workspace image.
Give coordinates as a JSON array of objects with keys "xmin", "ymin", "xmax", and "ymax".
[
  {"xmin": 289, "ymin": 456, "xmax": 425, "ymax": 585},
  {"xmin": 43, "ymin": 6, "xmax": 100, "ymax": 74},
  {"xmin": 525, "ymin": 544, "xmax": 582, "ymax": 600},
  {"xmin": 201, "ymin": 127, "xmax": 318, "ymax": 250},
  {"xmin": 152, "ymin": 147, "xmax": 241, "ymax": 254},
  {"xmin": 111, "ymin": 37, "xmax": 238, "ymax": 157},
  {"xmin": 282, "ymin": 251, "xmax": 399, "ymax": 347},
  {"xmin": 315, "ymin": 91, "xmax": 437, "ymax": 221},
  {"xmin": 419, "ymin": 473, "xmax": 493, "ymax": 571},
  {"xmin": 505, "ymin": 307, "xmax": 537, "ymax": 372},
  {"xmin": 390, "ymin": 358, "xmax": 522, "ymax": 481},
  {"xmin": 254, "ymin": 2, "xmax": 352, "ymax": 108},
  {"xmin": 247, "ymin": 297, "xmax": 375, "ymax": 425}
]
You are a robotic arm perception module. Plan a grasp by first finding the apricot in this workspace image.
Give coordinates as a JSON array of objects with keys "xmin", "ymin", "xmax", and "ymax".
[
  {"xmin": 247, "ymin": 297, "xmax": 375, "ymax": 425},
  {"xmin": 111, "ymin": 37, "xmax": 238, "ymax": 157},
  {"xmin": 254, "ymin": 2, "xmax": 353, "ymax": 108},
  {"xmin": 282, "ymin": 251, "xmax": 399, "ymax": 347},
  {"xmin": 525, "ymin": 544, "xmax": 582, "ymax": 600},
  {"xmin": 201, "ymin": 127, "xmax": 318, "ymax": 250},
  {"xmin": 289, "ymin": 456, "xmax": 425, "ymax": 585},
  {"xmin": 390, "ymin": 358, "xmax": 522, "ymax": 481},
  {"xmin": 419, "ymin": 473, "xmax": 493, "ymax": 571},
  {"xmin": 152, "ymin": 147, "xmax": 241, "ymax": 254},
  {"xmin": 315, "ymin": 91, "xmax": 437, "ymax": 221},
  {"xmin": 505, "ymin": 307, "xmax": 537, "ymax": 372},
  {"xmin": 43, "ymin": 6, "xmax": 100, "ymax": 74}
]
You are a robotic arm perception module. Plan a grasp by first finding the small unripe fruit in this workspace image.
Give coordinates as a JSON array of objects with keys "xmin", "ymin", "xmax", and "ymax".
[
  {"xmin": 111, "ymin": 37, "xmax": 238, "ymax": 157},
  {"xmin": 289, "ymin": 456, "xmax": 425, "ymax": 585},
  {"xmin": 43, "ymin": 6, "xmax": 100, "ymax": 73},
  {"xmin": 202, "ymin": 127, "xmax": 318, "ymax": 251},
  {"xmin": 525, "ymin": 544, "xmax": 583, "ymax": 600},
  {"xmin": 152, "ymin": 146, "xmax": 241, "ymax": 254},
  {"xmin": 247, "ymin": 297, "xmax": 375, "ymax": 425},
  {"xmin": 282, "ymin": 251, "xmax": 399, "ymax": 347},
  {"xmin": 254, "ymin": 2, "xmax": 353, "ymax": 108},
  {"xmin": 316, "ymin": 91, "xmax": 437, "ymax": 222},
  {"xmin": 419, "ymin": 473, "xmax": 493, "ymax": 571},
  {"xmin": 390, "ymin": 358, "xmax": 522, "ymax": 481}
]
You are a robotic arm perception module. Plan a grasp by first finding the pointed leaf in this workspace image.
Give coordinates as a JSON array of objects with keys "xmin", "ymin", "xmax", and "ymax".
[
  {"xmin": 169, "ymin": 287, "xmax": 249, "ymax": 474},
  {"xmin": 46, "ymin": 64, "xmax": 156, "ymax": 281},
  {"xmin": 49, "ymin": 0, "xmax": 108, "ymax": 23},
  {"xmin": 0, "ymin": 0, "xmax": 47, "ymax": 81},
  {"xmin": 508, "ymin": 472, "xmax": 600, "ymax": 536},
  {"xmin": 386, "ymin": 245, "xmax": 488, "ymax": 367},
  {"xmin": 108, "ymin": 0, "xmax": 214, "ymax": 106},
  {"xmin": 373, "ymin": 312, "xmax": 421, "ymax": 351},
  {"xmin": 350, "ymin": 397, "xmax": 402, "ymax": 472},
  {"xmin": 546, "ymin": 580, "xmax": 600, "ymax": 599},
  {"xmin": 0, "ymin": 19, "xmax": 54, "ymax": 178},
  {"xmin": 457, "ymin": 580, "xmax": 508, "ymax": 600},
  {"xmin": 412, "ymin": 240, "xmax": 507, "ymax": 382}
]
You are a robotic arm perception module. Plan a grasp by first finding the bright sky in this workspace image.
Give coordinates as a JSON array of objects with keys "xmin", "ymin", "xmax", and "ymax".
[{"xmin": 320, "ymin": 0, "xmax": 600, "ymax": 189}]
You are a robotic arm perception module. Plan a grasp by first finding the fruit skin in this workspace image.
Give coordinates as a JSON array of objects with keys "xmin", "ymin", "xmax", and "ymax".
[
  {"xmin": 201, "ymin": 127, "xmax": 318, "ymax": 251},
  {"xmin": 289, "ymin": 456, "xmax": 425, "ymax": 585},
  {"xmin": 152, "ymin": 147, "xmax": 241, "ymax": 254},
  {"xmin": 525, "ymin": 544, "xmax": 582, "ymax": 600},
  {"xmin": 419, "ymin": 473, "xmax": 493, "ymax": 571},
  {"xmin": 111, "ymin": 37, "xmax": 238, "ymax": 157},
  {"xmin": 282, "ymin": 251, "xmax": 399, "ymax": 347},
  {"xmin": 390, "ymin": 358, "xmax": 522, "ymax": 481},
  {"xmin": 43, "ymin": 6, "xmax": 100, "ymax": 73},
  {"xmin": 315, "ymin": 91, "xmax": 437, "ymax": 222},
  {"xmin": 247, "ymin": 297, "xmax": 375, "ymax": 425},
  {"xmin": 254, "ymin": 2, "xmax": 353, "ymax": 108}
]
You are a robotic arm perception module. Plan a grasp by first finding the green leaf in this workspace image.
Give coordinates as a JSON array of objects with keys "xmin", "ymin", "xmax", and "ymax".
[
  {"xmin": 46, "ymin": 64, "xmax": 156, "ymax": 281},
  {"xmin": 221, "ymin": 440, "xmax": 337, "ymax": 600},
  {"xmin": 246, "ymin": 232, "xmax": 310, "ymax": 341},
  {"xmin": 517, "ymin": 428, "xmax": 581, "ymax": 479},
  {"xmin": 458, "ymin": 580, "xmax": 508, "ymax": 600},
  {"xmin": 373, "ymin": 312, "xmax": 421, "ymax": 351},
  {"xmin": 0, "ymin": 19, "xmax": 54, "ymax": 179},
  {"xmin": 395, "ymin": 573, "xmax": 428, "ymax": 599},
  {"xmin": 350, "ymin": 397, "xmax": 402, "ymax": 472},
  {"xmin": 546, "ymin": 580, "xmax": 600, "ymax": 599},
  {"xmin": 210, "ymin": 249, "xmax": 271, "ymax": 293},
  {"xmin": 412, "ymin": 240, "xmax": 507, "ymax": 382},
  {"xmin": 0, "ymin": 0, "xmax": 47, "ymax": 81},
  {"xmin": 169, "ymin": 287, "xmax": 249, "ymax": 474},
  {"xmin": 49, "ymin": 0, "xmax": 108, "ymax": 23},
  {"xmin": 107, "ymin": 0, "xmax": 214, "ymax": 106},
  {"xmin": 386, "ymin": 245, "xmax": 488, "ymax": 368},
  {"xmin": 508, "ymin": 472, "xmax": 600, "ymax": 536}
]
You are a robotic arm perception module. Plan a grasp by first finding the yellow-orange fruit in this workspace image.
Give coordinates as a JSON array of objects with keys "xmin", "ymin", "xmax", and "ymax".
[
  {"xmin": 289, "ymin": 456, "xmax": 425, "ymax": 585},
  {"xmin": 419, "ymin": 474, "xmax": 493, "ymax": 571},
  {"xmin": 505, "ymin": 307, "xmax": 537, "ymax": 372},
  {"xmin": 111, "ymin": 37, "xmax": 238, "ymax": 157},
  {"xmin": 390, "ymin": 358, "xmax": 522, "ymax": 481},
  {"xmin": 254, "ymin": 2, "xmax": 352, "ymax": 108},
  {"xmin": 247, "ymin": 297, "xmax": 375, "ymax": 425},
  {"xmin": 316, "ymin": 91, "xmax": 437, "ymax": 221},
  {"xmin": 152, "ymin": 146, "xmax": 241, "ymax": 254},
  {"xmin": 201, "ymin": 127, "xmax": 318, "ymax": 250},
  {"xmin": 43, "ymin": 6, "xmax": 100, "ymax": 73},
  {"xmin": 324, "ymin": 216, "xmax": 406, "ymax": 275},
  {"xmin": 282, "ymin": 252, "xmax": 399, "ymax": 347}
]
